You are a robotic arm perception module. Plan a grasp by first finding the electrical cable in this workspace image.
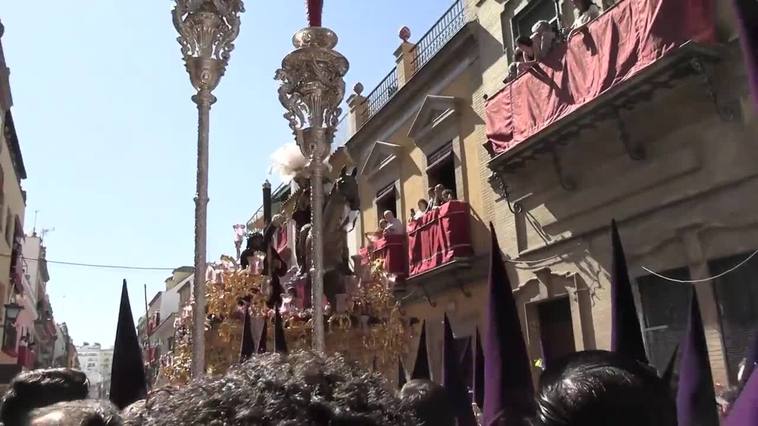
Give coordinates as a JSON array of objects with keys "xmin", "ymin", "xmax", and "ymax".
[{"xmin": 0, "ymin": 252, "xmax": 175, "ymax": 271}]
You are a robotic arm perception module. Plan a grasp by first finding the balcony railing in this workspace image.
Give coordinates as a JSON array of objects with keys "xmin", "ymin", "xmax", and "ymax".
[
  {"xmin": 364, "ymin": 0, "xmax": 466, "ymax": 120},
  {"xmin": 366, "ymin": 68, "xmax": 399, "ymax": 118},
  {"xmin": 407, "ymin": 200, "xmax": 473, "ymax": 277},
  {"xmin": 359, "ymin": 201, "xmax": 474, "ymax": 279},
  {"xmin": 366, "ymin": 234, "xmax": 408, "ymax": 276},
  {"xmin": 410, "ymin": 1, "xmax": 465, "ymax": 72}
]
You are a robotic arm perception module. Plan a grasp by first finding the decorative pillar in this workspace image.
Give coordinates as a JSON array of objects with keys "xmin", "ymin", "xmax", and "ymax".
[
  {"xmin": 394, "ymin": 26, "xmax": 416, "ymax": 88},
  {"xmin": 346, "ymin": 83, "xmax": 368, "ymax": 137},
  {"xmin": 171, "ymin": 0, "xmax": 243, "ymax": 378},
  {"xmin": 275, "ymin": 1, "xmax": 349, "ymax": 352}
]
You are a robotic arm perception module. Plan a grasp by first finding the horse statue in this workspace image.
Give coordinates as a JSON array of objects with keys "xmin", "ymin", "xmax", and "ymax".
[{"xmin": 297, "ymin": 166, "xmax": 360, "ymax": 308}]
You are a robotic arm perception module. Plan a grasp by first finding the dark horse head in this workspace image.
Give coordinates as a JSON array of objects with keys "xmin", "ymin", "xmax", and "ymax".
[{"xmin": 334, "ymin": 166, "xmax": 360, "ymax": 211}]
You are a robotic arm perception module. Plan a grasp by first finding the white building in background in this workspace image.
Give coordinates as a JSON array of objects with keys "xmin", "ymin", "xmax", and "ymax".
[{"xmin": 76, "ymin": 343, "xmax": 113, "ymax": 398}]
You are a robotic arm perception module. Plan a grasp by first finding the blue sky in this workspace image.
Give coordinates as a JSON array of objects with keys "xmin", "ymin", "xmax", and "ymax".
[{"xmin": 0, "ymin": 1, "xmax": 452, "ymax": 346}]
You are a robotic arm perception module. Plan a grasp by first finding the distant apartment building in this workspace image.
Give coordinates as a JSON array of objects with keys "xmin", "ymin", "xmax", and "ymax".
[
  {"xmin": 22, "ymin": 233, "xmax": 58, "ymax": 369},
  {"xmin": 53, "ymin": 322, "xmax": 77, "ymax": 369},
  {"xmin": 0, "ymin": 18, "xmax": 30, "ymax": 390},
  {"xmin": 138, "ymin": 266, "xmax": 193, "ymax": 386},
  {"xmin": 76, "ymin": 343, "xmax": 114, "ymax": 398}
]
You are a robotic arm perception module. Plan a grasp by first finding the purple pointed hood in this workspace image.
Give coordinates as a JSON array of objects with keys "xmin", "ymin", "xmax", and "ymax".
[
  {"xmin": 676, "ymin": 289, "xmax": 720, "ymax": 425},
  {"xmin": 483, "ymin": 224, "xmax": 535, "ymax": 426},
  {"xmin": 726, "ymin": 368, "xmax": 758, "ymax": 426},
  {"xmin": 443, "ymin": 314, "xmax": 477, "ymax": 426}
]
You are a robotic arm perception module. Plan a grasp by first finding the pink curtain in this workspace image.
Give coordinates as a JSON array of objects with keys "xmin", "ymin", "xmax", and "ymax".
[
  {"xmin": 485, "ymin": 0, "xmax": 716, "ymax": 154},
  {"xmin": 371, "ymin": 234, "xmax": 408, "ymax": 276},
  {"xmin": 407, "ymin": 201, "xmax": 473, "ymax": 277}
]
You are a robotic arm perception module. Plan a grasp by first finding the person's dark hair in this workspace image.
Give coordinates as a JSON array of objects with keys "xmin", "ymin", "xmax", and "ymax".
[
  {"xmin": 573, "ymin": 0, "xmax": 595, "ymax": 12},
  {"xmin": 122, "ymin": 386, "xmax": 178, "ymax": 426},
  {"xmin": 24, "ymin": 399, "xmax": 122, "ymax": 426},
  {"xmin": 124, "ymin": 352, "xmax": 416, "ymax": 425},
  {"xmin": 535, "ymin": 350, "xmax": 676, "ymax": 426},
  {"xmin": 399, "ymin": 379, "xmax": 455, "ymax": 426},
  {"xmin": 0, "ymin": 369, "xmax": 90, "ymax": 426},
  {"xmin": 417, "ymin": 199, "xmax": 428, "ymax": 209},
  {"xmin": 516, "ymin": 36, "xmax": 533, "ymax": 47}
]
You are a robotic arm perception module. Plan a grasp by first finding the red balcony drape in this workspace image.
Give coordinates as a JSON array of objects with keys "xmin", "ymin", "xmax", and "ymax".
[
  {"xmin": 485, "ymin": 0, "xmax": 716, "ymax": 154},
  {"xmin": 407, "ymin": 201, "xmax": 473, "ymax": 277},
  {"xmin": 370, "ymin": 234, "xmax": 408, "ymax": 276}
]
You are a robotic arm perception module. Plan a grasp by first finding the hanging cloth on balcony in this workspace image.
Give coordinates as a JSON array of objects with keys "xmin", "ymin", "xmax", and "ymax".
[
  {"xmin": 485, "ymin": 0, "xmax": 717, "ymax": 155},
  {"xmin": 407, "ymin": 201, "xmax": 473, "ymax": 276}
]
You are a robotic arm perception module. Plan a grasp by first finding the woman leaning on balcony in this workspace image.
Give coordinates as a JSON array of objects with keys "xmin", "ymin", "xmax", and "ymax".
[{"xmin": 570, "ymin": 0, "xmax": 601, "ymax": 31}]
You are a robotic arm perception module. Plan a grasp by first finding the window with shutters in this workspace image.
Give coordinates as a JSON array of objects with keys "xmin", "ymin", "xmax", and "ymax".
[
  {"xmin": 426, "ymin": 142, "xmax": 457, "ymax": 199},
  {"xmin": 375, "ymin": 182, "xmax": 397, "ymax": 223},
  {"xmin": 504, "ymin": 0, "xmax": 560, "ymax": 49},
  {"xmin": 710, "ymin": 252, "xmax": 758, "ymax": 383},
  {"xmin": 636, "ymin": 267, "xmax": 691, "ymax": 374}
]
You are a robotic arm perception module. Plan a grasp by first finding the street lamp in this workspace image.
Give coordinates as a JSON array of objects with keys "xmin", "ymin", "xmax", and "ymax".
[
  {"xmin": 2, "ymin": 301, "xmax": 22, "ymax": 351},
  {"xmin": 172, "ymin": 0, "xmax": 244, "ymax": 377},
  {"xmin": 275, "ymin": 1, "xmax": 349, "ymax": 351}
]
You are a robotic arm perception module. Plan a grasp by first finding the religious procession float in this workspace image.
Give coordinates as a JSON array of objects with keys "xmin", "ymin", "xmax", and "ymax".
[{"xmin": 159, "ymin": 147, "xmax": 412, "ymax": 385}]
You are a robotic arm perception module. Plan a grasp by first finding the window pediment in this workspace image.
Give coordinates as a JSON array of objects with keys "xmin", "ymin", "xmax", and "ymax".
[
  {"xmin": 408, "ymin": 95, "xmax": 459, "ymax": 151},
  {"xmin": 360, "ymin": 141, "xmax": 402, "ymax": 179}
]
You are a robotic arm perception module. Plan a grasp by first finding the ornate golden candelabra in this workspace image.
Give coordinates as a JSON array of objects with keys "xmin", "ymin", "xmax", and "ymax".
[
  {"xmin": 160, "ymin": 256, "xmax": 411, "ymax": 386},
  {"xmin": 275, "ymin": 4, "xmax": 348, "ymax": 352},
  {"xmin": 172, "ymin": 0, "xmax": 244, "ymax": 377}
]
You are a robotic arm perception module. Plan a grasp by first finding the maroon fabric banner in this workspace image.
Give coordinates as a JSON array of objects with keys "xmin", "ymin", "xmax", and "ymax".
[
  {"xmin": 730, "ymin": 0, "xmax": 758, "ymax": 110},
  {"xmin": 407, "ymin": 201, "xmax": 473, "ymax": 277},
  {"xmin": 485, "ymin": 0, "xmax": 716, "ymax": 154},
  {"xmin": 276, "ymin": 226, "xmax": 288, "ymax": 257},
  {"xmin": 370, "ymin": 234, "xmax": 408, "ymax": 276}
]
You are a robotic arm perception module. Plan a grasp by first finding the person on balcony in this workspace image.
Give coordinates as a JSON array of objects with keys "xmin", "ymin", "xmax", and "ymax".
[
  {"xmin": 382, "ymin": 210, "xmax": 405, "ymax": 236},
  {"xmin": 570, "ymin": 0, "xmax": 601, "ymax": 31},
  {"xmin": 414, "ymin": 199, "xmax": 429, "ymax": 220},
  {"xmin": 506, "ymin": 48, "xmax": 525, "ymax": 82},
  {"xmin": 442, "ymin": 189, "xmax": 455, "ymax": 203},
  {"xmin": 530, "ymin": 20, "xmax": 558, "ymax": 60},
  {"xmin": 515, "ymin": 36, "xmax": 538, "ymax": 65},
  {"xmin": 432, "ymin": 184, "xmax": 447, "ymax": 209},
  {"xmin": 366, "ymin": 219, "xmax": 388, "ymax": 249},
  {"xmin": 425, "ymin": 188, "xmax": 437, "ymax": 210}
]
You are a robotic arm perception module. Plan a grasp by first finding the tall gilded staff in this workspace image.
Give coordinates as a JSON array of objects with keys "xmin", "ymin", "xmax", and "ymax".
[
  {"xmin": 276, "ymin": 0, "xmax": 348, "ymax": 351},
  {"xmin": 172, "ymin": 0, "xmax": 244, "ymax": 377}
]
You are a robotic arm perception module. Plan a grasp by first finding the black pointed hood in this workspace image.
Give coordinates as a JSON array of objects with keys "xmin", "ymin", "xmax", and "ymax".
[
  {"xmin": 274, "ymin": 308, "xmax": 288, "ymax": 354},
  {"xmin": 110, "ymin": 280, "xmax": 147, "ymax": 410},
  {"xmin": 239, "ymin": 306, "xmax": 255, "ymax": 363},
  {"xmin": 257, "ymin": 318, "xmax": 268, "ymax": 353},
  {"xmin": 411, "ymin": 321, "xmax": 431, "ymax": 380},
  {"xmin": 610, "ymin": 220, "xmax": 648, "ymax": 364}
]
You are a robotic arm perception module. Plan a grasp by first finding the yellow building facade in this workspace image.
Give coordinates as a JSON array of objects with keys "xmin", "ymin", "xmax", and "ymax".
[
  {"xmin": 344, "ymin": 0, "xmax": 758, "ymax": 390},
  {"xmin": 0, "ymin": 19, "xmax": 29, "ymax": 380}
]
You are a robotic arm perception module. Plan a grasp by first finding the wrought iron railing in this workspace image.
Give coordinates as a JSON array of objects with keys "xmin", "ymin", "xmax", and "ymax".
[
  {"xmin": 411, "ymin": 0, "xmax": 466, "ymax": 72},
  {"xmin": 366, "ymin": 68, "xmax": 399, "ymax": 118},
  {"xmin": 363, "ymin": 0, "xmax": 465, "ymax": 121}
]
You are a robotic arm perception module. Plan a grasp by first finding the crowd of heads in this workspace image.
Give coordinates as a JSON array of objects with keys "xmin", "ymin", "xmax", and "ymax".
[
  {"xmin": 3, "ymin": 347, "xmax": 746, "ymax": 425},
  {"xmin": 0, "ymin": 352, "xmax": 420, "ymax": 426}
]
